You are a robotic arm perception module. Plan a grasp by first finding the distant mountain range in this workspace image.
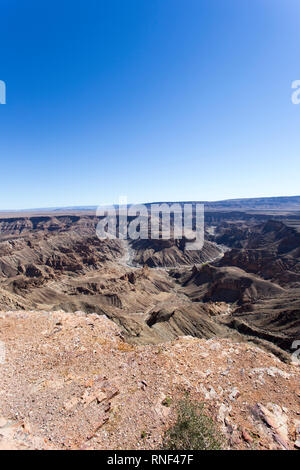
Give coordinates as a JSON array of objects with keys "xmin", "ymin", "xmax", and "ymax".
[
  {"xmin": 145, "ymin": 196, "xmax": 300, "ymax": 211},
  {"xmin": 1, "ymin": 196, "xmax": 300, "ymax": 216},
  {"xmin": 8, "ymin": 195, "xmax": 300, "ymax": 214}
]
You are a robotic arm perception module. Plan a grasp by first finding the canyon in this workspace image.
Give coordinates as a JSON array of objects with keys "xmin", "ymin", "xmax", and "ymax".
[{"xmin": 0, "ymin": 199, "xmax": 299, "ymax": 450}]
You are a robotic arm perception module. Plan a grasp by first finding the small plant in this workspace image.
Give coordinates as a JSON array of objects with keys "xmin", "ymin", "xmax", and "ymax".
[
  {"xmin": 162, "ymin": 395, "xmax": 224, "ymax": 450},
  {"xmin": 141, "ymin": 430, "xmax": 149, "ymax": 439},
  {"xmin": 162, "ymin": 396, "xmax": 172, "ymax": 407}
]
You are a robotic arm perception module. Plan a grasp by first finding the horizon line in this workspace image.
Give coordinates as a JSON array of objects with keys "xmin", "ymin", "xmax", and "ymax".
[{"xmin": 1, "ymin": 194, "xmax": 300, "ymax": 213}]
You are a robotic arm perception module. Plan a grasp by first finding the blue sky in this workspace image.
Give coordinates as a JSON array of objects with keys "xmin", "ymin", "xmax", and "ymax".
[{"xmin": 0, "ymin": 0, "xmax": 300, "ymax": 210}]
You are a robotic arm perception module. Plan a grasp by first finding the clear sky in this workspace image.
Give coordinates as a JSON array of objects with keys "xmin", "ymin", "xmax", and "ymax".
[{"xmin": 0, "ymin": 0, "xmax": 300, "ymax": 210}]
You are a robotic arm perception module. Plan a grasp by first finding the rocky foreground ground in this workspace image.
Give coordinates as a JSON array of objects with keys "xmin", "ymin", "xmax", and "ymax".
[{"xmin": 0, "ymin": 309, "xmax": 299, "ymax": 450}]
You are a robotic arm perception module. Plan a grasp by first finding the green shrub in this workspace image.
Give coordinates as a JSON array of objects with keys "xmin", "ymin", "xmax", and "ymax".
[
  {"xmin": 162, "ymin": 396, "xmax": 224, "ymax": 450},
  {"xmin": 162, "ymin": 396, "xmax": 172, "ymax": 407}
]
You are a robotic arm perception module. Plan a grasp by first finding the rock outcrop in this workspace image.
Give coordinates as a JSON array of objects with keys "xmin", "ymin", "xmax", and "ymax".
[{"xmin": 0, "ymin": 310, "xmax": 299, "ymax": 450}]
